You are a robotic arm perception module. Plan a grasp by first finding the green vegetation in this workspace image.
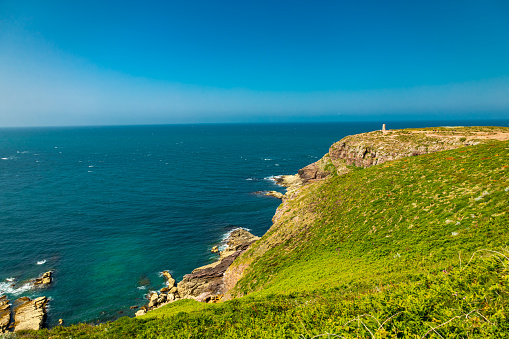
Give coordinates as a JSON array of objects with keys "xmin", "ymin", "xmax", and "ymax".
[{"xmin": 17, "ymin": 138, "xmax": 509, "ymax": 338}]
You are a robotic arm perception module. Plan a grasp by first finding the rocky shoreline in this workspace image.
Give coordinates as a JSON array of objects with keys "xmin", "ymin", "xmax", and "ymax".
[
  {"xmin": 135, "ymin": 228, "xmax": 260, "ymax": 316},
  {"xmin": 0, "ymin": 271, "xmax": 53, "ymax": 333},
  {"xmin": 6, "ymin": 125, "xmax": 508, "ymax": 330}
]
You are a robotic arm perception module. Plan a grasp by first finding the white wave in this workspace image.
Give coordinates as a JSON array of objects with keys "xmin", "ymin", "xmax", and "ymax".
[
  {"xmin": 137, "ymin": 286, "xmax": 146, "ymax": 290},
  {"xmin": 275, "ymin": 164, "xmax": 280, "ymax": 166},
  {"xmin": 1, "ymin": 158, "xmax": 7, "ymax": 160},
  {"xmin": 245, "ymin": 178, "xmax": 254, "ymax": 181},
  {"xmin": 217, "ymin": 227, "xmax": 253, "ymax": 252},
  {"xmin": 88, "ymin": 165, "xmax": 94, "ymax": 168},
  {"xmin": 220, "ymin": 227, "xmax": 252, "ymax": 243},
  {"xmin": 157, "ymin": 270, "xmax": 173, "ymax": 277},
  {"xmin": 264, "ymin": 158, "xmax": 272, "ymax": 161},
  {"xmin": 17, "ymin": 151, "xmax": 29, "ymax": 154},
  {"xmin": 37, "ymin": 260, "xmax": 46, "ymax": 265},
  {"xmin": 146, "ymin": 291, "xmax": 157, "ymax": 298},
  {"xmin": 6, "ymin": 278, "xmax": 15, "ymax": 282},
  {"xmin": 0, "ymin": 281, "xmax": 33, "ymax": 296},
  {"xmin": 263, "ymin": 175, "xmax": 281, "ymax": 181}
]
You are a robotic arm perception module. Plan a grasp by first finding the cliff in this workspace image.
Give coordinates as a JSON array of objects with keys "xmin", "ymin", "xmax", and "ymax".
[
  {"xmin": 16, "ymin": 126, "xmax": 509, "ymax": 338},
  {"xmin": 275, "ymin": 126, "xmax": 509, "ymax": 192},
  {"xmin": 223, "ymin": 126, "xmax": 509, "ymax": 297}
]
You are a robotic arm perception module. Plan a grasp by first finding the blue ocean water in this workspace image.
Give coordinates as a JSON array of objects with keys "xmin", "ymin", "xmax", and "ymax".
[{"xmin": 0, "ymin": 121, "xmax": 507, "ymax": 326}]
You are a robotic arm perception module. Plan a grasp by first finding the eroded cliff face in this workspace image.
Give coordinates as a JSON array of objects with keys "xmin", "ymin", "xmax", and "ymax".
[
  {"xmin": 274, "ymin": 126, "xmax": 509, "ymax": 192},
  {"xmin": 221, "ymin": 126, "xmax": 509, "ymax": 299}
]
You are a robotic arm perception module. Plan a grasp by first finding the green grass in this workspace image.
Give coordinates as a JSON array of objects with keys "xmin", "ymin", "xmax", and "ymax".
[{"xmin": 17, "ymin": 139, "xmax": 509, "ymax": 338}]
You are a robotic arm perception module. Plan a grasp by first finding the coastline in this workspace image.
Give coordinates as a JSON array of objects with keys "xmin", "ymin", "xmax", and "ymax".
[{"xmin": 3, "ymin": 124, "xmax": 509, "ymax": 333}]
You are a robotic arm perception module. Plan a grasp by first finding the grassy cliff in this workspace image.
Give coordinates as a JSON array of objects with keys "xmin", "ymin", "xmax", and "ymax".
[{"xmin": 18, "ymin": 128, "xmax": 509, "ymax": 338}]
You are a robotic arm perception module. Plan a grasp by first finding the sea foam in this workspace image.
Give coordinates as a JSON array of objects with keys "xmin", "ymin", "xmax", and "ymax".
[{"xmin": 0, "ymin": 281, "xmax": 33, "ymax": 296}]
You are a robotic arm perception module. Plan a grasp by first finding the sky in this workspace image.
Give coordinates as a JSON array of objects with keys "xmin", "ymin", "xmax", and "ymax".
[{"xmin": 0, "ymin": 0, "xmax": 508, "ymax": 127}]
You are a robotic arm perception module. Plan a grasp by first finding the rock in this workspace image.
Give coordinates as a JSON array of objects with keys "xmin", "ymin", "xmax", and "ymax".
[
  {"xmin": 169, "ymin": 286, "xmax": 178, "ymax": 294},
  {"xmin": 220, "ymin": 229, "xmax": 259, "ymax": 259},
  {"xmin": 160, "ymin": 287, "xmax": 170, "ymax": 293},
  {"xmin": 211, "ymin": 246, "xmax": 219, "ymax": 253},
  {"xmin": 33, "ymin": 271, "xmax": 52, "ymax": 286},
  {"xmin": 0, "ymin": 296, "xmax": 11, "ymax": 333},
  {"xmin": 58, "ymin": 319, "xmax": 64, "ymax": 325},
  {"xmin": 162, "ymin": 271, "xmax": 176, "ymax": 287},
  {"xmin": 265, "ymin": 191, "xmax": 284, "ymax": 199},
  {"xmin": 130, "ymin": 306, "xmax": 138, "ymax": 310},
  {"xmin": 157, "ymin": 294, "xmax": 167, "ymax": 304},
  {"xmin": 178, "ymin": 237, "xmax": 256, "ymax": 300},
  {"xmin": 195, "ymin": 292, "xmax": 213, "ymax": 303},
  {"xmin": 135, "ymin": 309, "xmax": 146, "ymax": 317},
  {"xmin": 273, "ymin": 174, "xmax": 303, "ymax": 188},
  {"xmin": 149, "ymin": 293, "xmax": 158, "ymax": 302},
  {"xmin": 13, "ymin": 296, "xmax": 48, "ymax": 332}
]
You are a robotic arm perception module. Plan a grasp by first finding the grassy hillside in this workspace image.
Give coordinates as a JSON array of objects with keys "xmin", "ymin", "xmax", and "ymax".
[{"xmin": 18, "ymin": 139, "xmax": 509, "ymax": 338}]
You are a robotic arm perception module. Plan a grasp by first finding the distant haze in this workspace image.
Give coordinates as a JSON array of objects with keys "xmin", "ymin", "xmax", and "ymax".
[{"xmin": 1, "ymin": 0, "xmax": 508, "ymax": 127}]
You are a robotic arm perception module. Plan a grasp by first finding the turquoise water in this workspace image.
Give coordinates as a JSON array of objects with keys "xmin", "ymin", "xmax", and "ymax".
[{"xmin": 0, "ymin": 121, "xmax": 507, "ymax": 326}]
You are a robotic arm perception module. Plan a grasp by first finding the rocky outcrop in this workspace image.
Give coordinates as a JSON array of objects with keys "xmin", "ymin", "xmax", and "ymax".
[
  {"xmin": 254, "ymin": 191, "xmax": 285, "ymax": 199},
  {"xmin": 265, "ymin": 191, "xmax": 284, "ymax": 199},
  {"xmin": 275, "ymin": 126, "xmax": 509, "ymax": 188},
  {"xmin": 221, "ymin": 126, "xmax": 509, "ymax": 300},
  {"xmin": 219, "ymin": 229, "xmax": 260, "ymax": 259},
  {"xmin": 33, "ymin": 271, "xmax": 52, "ymax": 286},
  {"xmin": 161, "ymin": 271, "xmax": 175, "ymax": 287},
  {"xmin": 176, "ymin": 229, "xmax": 259, "ymax": 302},
  {"xmin": 0, "ymin": 296, "xmax": 11, "ymax": 333},
  {"xmin": 137, "ymin": 229, "xmax": 259, "ymax": 316},
  {"xmin": 135, "ymin": 271, "xmax": 180, "ymax": 316},
  {"xmin": 13, "ymin": 296, "xmax": 48, "ymax": 332}
]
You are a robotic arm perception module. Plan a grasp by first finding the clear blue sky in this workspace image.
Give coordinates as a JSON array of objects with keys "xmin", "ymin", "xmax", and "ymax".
[{"xmin": 1, "ymin": 0, "xmax": 508, "ymax": 126}]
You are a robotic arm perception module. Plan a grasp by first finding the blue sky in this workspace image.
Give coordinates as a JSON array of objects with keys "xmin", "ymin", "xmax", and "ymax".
[{"xmin": 0, "ymin": 0, "xmax": 508, "ymax": 126}]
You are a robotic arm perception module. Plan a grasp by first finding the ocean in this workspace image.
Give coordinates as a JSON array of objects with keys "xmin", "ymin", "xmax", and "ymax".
[{"xmin": 0, "ymin": 120, "xmax": 507, "ymax": 326}]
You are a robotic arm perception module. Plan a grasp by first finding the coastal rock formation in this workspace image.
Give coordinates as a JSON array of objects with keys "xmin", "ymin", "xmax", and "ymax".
[
  {"xmin": 274, "ymin": 126, "xmax": 509, "ymax": 190},
  {"xmin": 221, "ymin": 126, "xmax": 509, "ymax": 300},
  {"xmin": 176, "ymin": 229, "xmax": 259, "ymax": 301},
  {"xmin": 327, "ymin": 127, "xmax": 509, "ymax": 175},
  {"xmin": 265, "ymin": 191, "xmax": 284, "ymax": 199},
  {"xmin": 161, "ymin": 271, "xmax": 176, "ymax": 288},
  {"xmin": 136, "ymin": 271, "xmax": 180, "ymax": 316},
  {"xmin": 220, "ymin": 229, "xmax": 260, "ymax": 259},
  {"xmin": 177, "ymin": 242, "xmax": 251, "ymax": 300},
  {"xmin": 33, "ymin": 271, "xmax": 52, "ymax": 286},
  {"xmin": 0, "ymin": 296, "xmax": 10, "ymax": 333},
  {"xmin": 211, "ymin": 246, "xmax": 219, "ymax": 253},
  {"xmin": 13, "ymin": 296, "xmax": 48, "ymax": 332}
]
